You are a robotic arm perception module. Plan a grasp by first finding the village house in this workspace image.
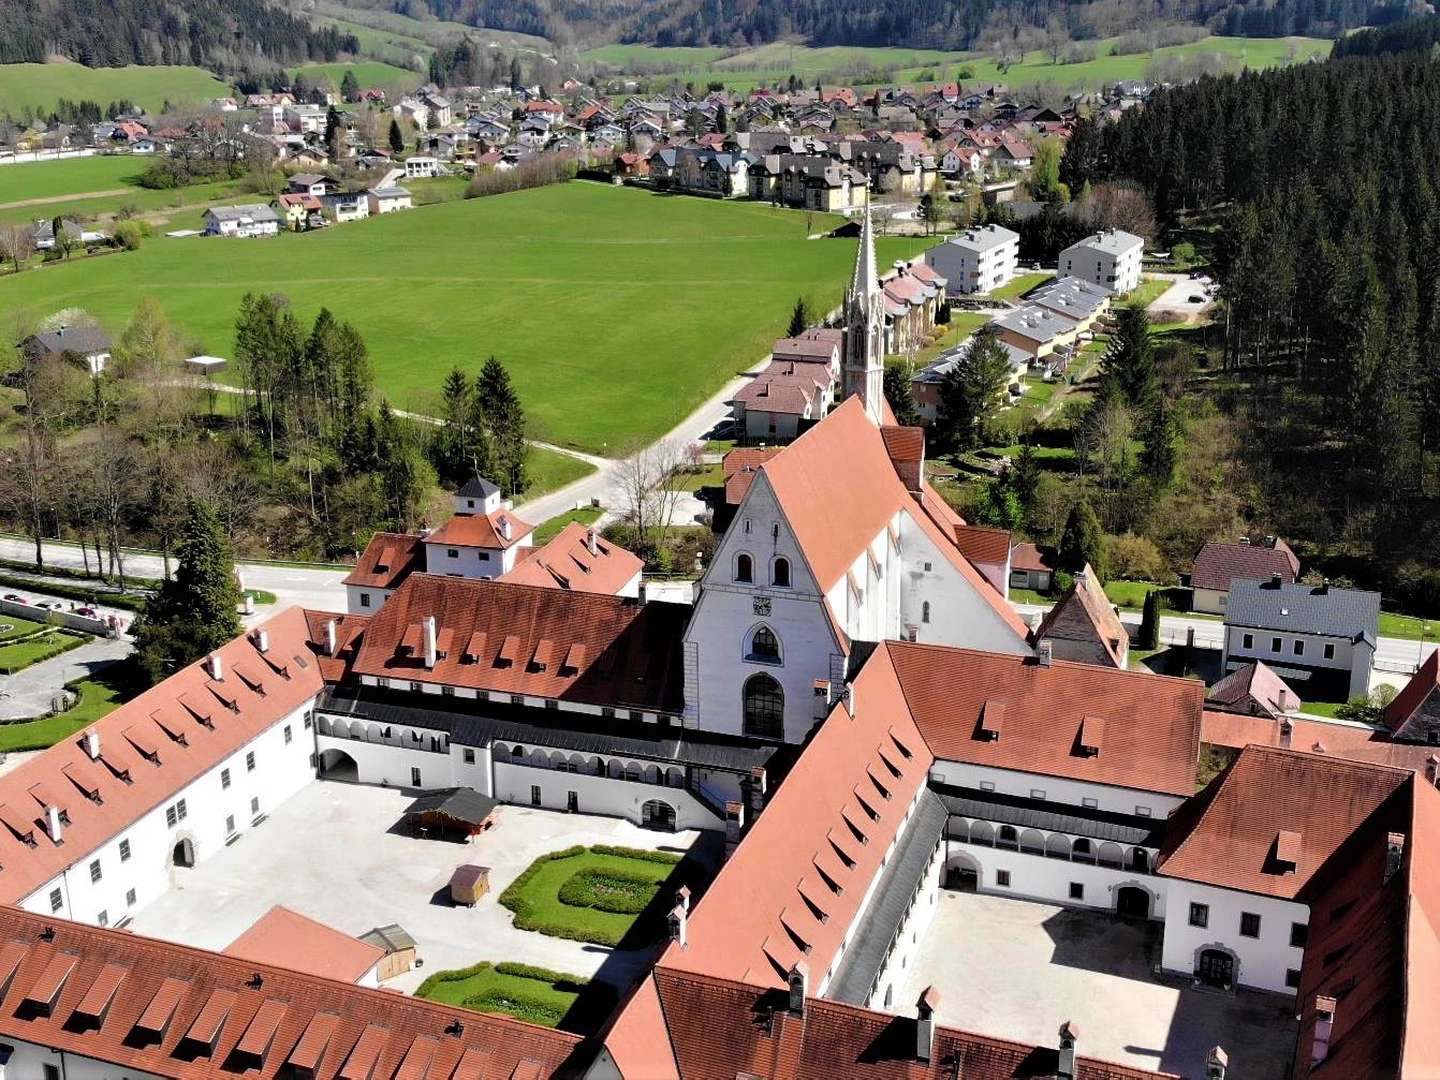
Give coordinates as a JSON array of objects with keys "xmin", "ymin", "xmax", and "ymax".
[
  {"xmin": 287, "ymin": 172, "xmax": 329, "ymax": 198},
  {"xmin": 1187, "ymin": 535, "xmax": 1301, "ymax": 615},
  {"xmin": 272, "ymin": 192, "xmax": 324, "ymax": 231},
  {"xmin": 20, "ymin": 324, "xmax": 113, "ymax": 376},
  {"xmin": 322, "ymin": 189, "xmax": 371, "ymax": 223},
  {"xmin": 202, "ymin": 204, "xmax": 281, "ymax": 238},
  {"xmin": 367, "ymin": 185, "xmax": 413, "ymax": 214},
  {"xmin": 995, "ymin": 304, "xmax": 1081, "ymax": 360},
  {"xmin": 1033, "ymin": 565, "xmax": 1130, "ymax": 668},
  {"xmin": 403, "ymin": 155, "xmax": 440, "ymax": 179},
  {"xmin": 729, "ymin": 359, "xmax": 835, "ymax": 441}
]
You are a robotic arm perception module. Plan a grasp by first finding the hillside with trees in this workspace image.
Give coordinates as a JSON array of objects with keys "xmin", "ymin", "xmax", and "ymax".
[
  {"xmin": 1059, "ymin": 49, "xmax": 1440, "ymax": 612},
  {"xmin": 0, "ymin": 0, "xmax": 357, "ymax": 71}
]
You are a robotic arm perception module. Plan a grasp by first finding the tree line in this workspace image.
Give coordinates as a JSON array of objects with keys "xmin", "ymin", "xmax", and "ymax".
[
  {"xmin": 1060, "ymin": 49, "xmax": 1440, "ymax": 610},
  {"xmin": 0, "ymin": 0, "xmax": 357, "ymax": 71}
]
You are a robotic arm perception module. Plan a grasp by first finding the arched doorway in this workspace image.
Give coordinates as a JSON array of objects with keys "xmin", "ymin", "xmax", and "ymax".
[
  {"xmin": 641, "ymin": 800, "xmax": 677, "ymax": 832},
  {"xmin": 172, "ymin": 837, "xmax": 195, "ymax": 868},
  {"xmin": 319, "ymin": 748, "xmax": 359, "ymax": 782},
  {"xmin": 1115, "ymin": 886, "xmax": 1150, "ymax": 920},
  {"xmin": 943, "ymin": 853, "xmax": 980, "ymax": 892},
  {"xmin": 1196, "ymin": 948, "xmax": 1235, "ymax": 990}
]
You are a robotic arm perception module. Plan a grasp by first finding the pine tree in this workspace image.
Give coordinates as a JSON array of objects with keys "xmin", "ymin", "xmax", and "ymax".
[
  {"xmin": 477, "ymin": 357, "xmax": 527, "ymax": 495},
  {"xmin": 936, "ymin": 324, "xmax": 1013, "ymax": 451},
  {"xmin": 132, "ymin": 501, "xmax": 242, "ymax": 684},
  {"xmin": 375, "ymin": 402, "xmax": 424, "ymax": 531},
  {"xmin": 1059, "ymin": 498, "xmax": 1107, "ymax": 581},
  {"xmin": 1012, "ymin": 440, "xmax": 1041, "ymax": 510},
  {"xmin": 340, "ymin": 69, "xmax": 360, "ymax": 100},
  {"xmin": 883, "ymin": 359, "xmax": 922, "ymax": 427},
  {"xmin": 1138, "ymin": 589, "xmax": 1161, "ymax": 649},
  {"xmin": 388, "ymin": 118, "xmax": 404, "ymax": 154},
  {"xmin": 1101, "ymin": 304, "xmax": 1157, "ymax": 407},
  {"xmin": 787, "ymin": 296, "xmax": 811, "ymax": 337},
  {"xmin": 1139, "ymin": 396, "xmax": 1179, "ymax": 486}
]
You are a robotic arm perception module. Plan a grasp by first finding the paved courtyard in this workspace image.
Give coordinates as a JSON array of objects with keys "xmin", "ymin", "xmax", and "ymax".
[
  {"xmin": 898, "ymin": 891, "xmax": 1297, "ymax": 1079},
  {"xmin": 127, "ymin": 780, "xmax": 716, "ymax": 994}
]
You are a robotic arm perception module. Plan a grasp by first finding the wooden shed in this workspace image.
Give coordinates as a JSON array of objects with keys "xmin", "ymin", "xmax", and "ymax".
[
  {"xmin": 359, "ymin": 923, "xmax": 418, "ymax": 981},
  {"xmin": 402, "ymin": 787, "xmax": 499, "ymax": 841},
  {"xmin": 449, "ymin": 864, "xmax": 491, "ymax": 907}
]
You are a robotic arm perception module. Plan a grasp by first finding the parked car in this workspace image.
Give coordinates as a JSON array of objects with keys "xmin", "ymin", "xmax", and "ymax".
[
  {"xmin": 76, "ymin": 606, "xmax": 97, "ymax": 617},
  {"xmin": 1187, "ymin": 294, "xmax": 1205, "ymax": 304},
  {"xmin": 3, "ymin": 594, "xmax": 27, "ymax": 603}
]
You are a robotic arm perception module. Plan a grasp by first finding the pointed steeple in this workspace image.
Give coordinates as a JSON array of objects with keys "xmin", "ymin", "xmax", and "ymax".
[{"xmin": 849, "ymin": 196, "xmax": 879, "ymax": 304}]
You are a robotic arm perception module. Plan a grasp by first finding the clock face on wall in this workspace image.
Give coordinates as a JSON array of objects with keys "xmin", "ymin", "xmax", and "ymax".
[{"xmin": 753, "ymin": 596, "xmax": 772, "ymax": 617}]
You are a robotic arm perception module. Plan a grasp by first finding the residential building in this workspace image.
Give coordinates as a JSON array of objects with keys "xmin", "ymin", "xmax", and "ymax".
[
  {"xmin": 1009, "ymin": 542, "xmax": 1056, "ymax": 593},
  {"xmin": 924, "ymin": 225, "xmax": 1019, "ymax": 296},
  {"xmin": 203, "ymin": 204, "xmax": 281, "ymax": 238},
  {"xmin": 499, "ymin": 521, "xmax": 644, "ymax": 598},
  {"xmin": 1033, "ymin": 565, "xmax": 1129, "ymax": 668},
  {"xmin": 730, "ymin": 359, "xmax": 834, "ymax": 441},
  {"xmin": 995, "ymin": 304, "xmax": 1081, "ymax": 359},
  {"xmin": 322, "ymin": 189, "xmax": 370, "ymax": 223},
  {"xmin": 1029, "ymin": 275, "xmax": 1111, "ymax": 332},
  {"xmin": 367, "ymin": 185, "xmax": 413, "ymax": 214},
  {"xmin": 403, "ymin": 156, "xmax": 439, "ymax": 179},
  {"xmin": 287, "ymin": 172, "xmax": 329, "ymax": 198},
  {"xmin": 1221, "ymin": 578, "xmax": 1380, "ymax": 702},
  {"xmin": 1206, "ymin": 661, "xmax": 1303, "ymax": 721},
  {"xmin": 343, "ymin": 531, "xmax": 424, "ymax": 613},
  {"xmin": 1188, "ymin": 536, "xmax": 1300, "ymax": 615},
  {"xmin": 1059, "ymin": 228, "xmax": 1144, "ymax": 295},
  {"xmin": 422, "ymin": 478, "xmax": 535, "ymax": 580},
  {"xmin": 272, "ymin": 192, "xmax": 323, "ymax": 231},
  {"xmin": 20, "ymin": 325, "xmax": 112, "ymax": 376}
]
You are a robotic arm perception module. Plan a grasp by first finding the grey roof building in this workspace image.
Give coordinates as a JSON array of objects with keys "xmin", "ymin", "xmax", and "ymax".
[{"xmin": 1225, "ymin": 579, "xmax": 1380, "ymax": 646}]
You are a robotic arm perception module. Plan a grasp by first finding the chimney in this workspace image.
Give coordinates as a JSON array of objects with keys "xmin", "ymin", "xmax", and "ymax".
[
  {"xmin": 45, "ymin": 805, "xmax": 63, "ymax": 845},
  {"xmin": 587, "ymin": 528, "xmax": 599, "ymax": 556},
  {"xmin": 1279, "ymin": 718, "xmax": 1293, "ymax": 750},
  {"xmin": 787, "ymin": 962, "xmax": 808, "ymax": 1015},
  {"xmin": 667, "ymin": 903, "xmax": 687, "ymax": 948},
  {"xmin": 83, "ymin": 729, "xmax": 100, "ymax": 761},
  {"xmin": 423, "ymin": 615, "xmax": 438, "ymax": 670},
  {"xmin": 916, "ymin": 986, "xmax": 939, "ymax": 1062},
  {"xmin": 498, "ymin": 515, "xmax": 512, "ymax": 541},
  {"xmin": 1057, "ymin": 1021, "xmax": 1079, "ymax": 1080},
  {"xmin": 1270, "ymin": 573, "xmax": 1282, "ymax": 587},
  {"xmin": 325, "ymin": 618, "xmax": 338, "ymax": 657},
  {"xmin": 255, "ymin": 628, "xmax": 269, "ymax": 653},
  {"xmin": 1311, "ymin": 996, "xmax": 1336, "ymax": 1066},
  {"xmin": 1037, "ymin": 640, "xmax": 1052, "ymax": 667},
  {"xmin": 748, "ymin": 765, "xmax": 767, "ymax": 817},
  {"xmin": 675, "ymin": 885, "xmax": 691, "ymax": 914},
  {"xmin": 725, "ymin": 800, "xmax": 745, "ymax": 858},
  {"xmin": 1385, "ymin": 831, "xmax": 1406, "ymax": 884},
  {"xmin": 1427, "ymin": 754, "xmax": 1440, "ymax": 787},
  {"xmin": 207, "ymin": 652, "xmax": 224, "ymax": 681},
  {"xmin": 1206, "ymin": 1046, "xmax": 1229, "ymax": 1080}
]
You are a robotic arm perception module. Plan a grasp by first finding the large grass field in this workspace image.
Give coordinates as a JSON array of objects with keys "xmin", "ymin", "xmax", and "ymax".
[
  {"xmin": 0, "ymin": 62, "xmax": 228, "ymax": 118},
  {"xmin": 585, "ymin": 35, "xmax": 1330, "ymax": 92},
  {"xmin": 291, "ymin": 61, "xmax": 420, "ymax": 96},
  {"xmin": 0, "ymin": 182, "xmax": 924, "ymax": 454},
  {"xmin": 0, "ymin": 155, "xmax": 253, "ymax": 227},
  {"xmin": 0, "ymin": 156, "xmax": 146, "ymax": 204}
]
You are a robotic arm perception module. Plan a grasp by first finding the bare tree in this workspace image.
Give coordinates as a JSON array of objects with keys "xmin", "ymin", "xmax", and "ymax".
[
  {"xmin": 84, "ymin": 427, "xmax": 141, "ymax": 590},
  {"xmin": 0, "ymin": 353, "xmax": 82, "ymax": 569},
  {"xmin": 0, "ymin": 222, "xmax": 33, "ymax": 273},
  {"xmin": 618, "ymin": 437, "xmax": 690, "ymax": 554}
]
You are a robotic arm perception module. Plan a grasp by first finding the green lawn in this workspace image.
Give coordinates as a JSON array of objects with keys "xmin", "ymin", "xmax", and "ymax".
[
  {"xmin": 1298, "ymin": 700, "xmax": 1348, "ymax": 719},
  {"xmin": 1379, "ymin": 612, "xmax": 1439, "ymax": 642},
  {"xmin": 0, "ymin": 615, "xmax": 50, "ymax": 641},
  {"xmin": 0, "ymin": 664, "xmax": 142, "ymax": 753},
  {"xmin": 0, "ymin": 156, "xmax": 147, "ymax": 205},
  {"xmin": 1010, "ymin": 586, "xmax": 1050, "ymax": 604},
  {"xmin": 525, "ymin": 447, "xmax": 597, "ymax": 498},
  {"xmin": 0, "ymin": 630, "xmax": 86, "ymax": 674},
  {"xmin": 0, "ymin": 176, "xmax": 249, "ymax": 226},
  {"xmin": 910, "ymin": 311, "xmax": 992, "ymax": 369},
  {"xmin": 0, "ymin": 183, "xmax": 922, "ymax": 454},
  {"xmin": 416, "ymin": 962, "xmax": 582, "ymax": 1027},
  {"xmin": 1104, "ymin": 578, "xmax": 1160, "ymax": 610},
  {"xmin": 982, "ymin": 271, "xmax": 1052, "ymax": 301},
  {"xmin": 584, "ymin": 36, "xmax": 1329, "ymax": 93},
  {"xmin": 533, "ymin": 506, "xmax": 603, "ymax": 545},
  {"xmin": 671, "ymin": 460, "xmax": 724, "ymax": 492},
  {"xmin": 499, "ymin": 845, "xmax": 682, "ymax": 946},
  {"xmin": 291, "ymin": 61, "xmax": 420, "ymax": 95},
  {"xmin": 0, "ymin": 62, "xmax": 228, "ymax": 117}
]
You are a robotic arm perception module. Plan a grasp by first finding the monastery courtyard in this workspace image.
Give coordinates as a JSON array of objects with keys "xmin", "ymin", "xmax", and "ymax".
[
  {"xmin": 127, "ymin": 780, "xmax": 718, "ymax": 994},
  {"xmin": 899, "ymin": 890, "xmax": 1298, "ymax": 1079}
]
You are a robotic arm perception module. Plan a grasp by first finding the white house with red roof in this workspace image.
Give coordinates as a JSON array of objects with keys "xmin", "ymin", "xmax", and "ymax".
[{"xmin": 422, "ymin": 476, "xmax": 535, "ymax": 580}]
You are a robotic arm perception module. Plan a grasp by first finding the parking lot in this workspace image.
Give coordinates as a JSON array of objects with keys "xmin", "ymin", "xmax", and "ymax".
[
  {"xmin": 1149, "ymin": 274, "xmax": 1216, "ymax": 320},
  {"xmin": 127, "ymin": 780, "xmax": 717, "ymax": 993},
  {"xmin": 898, "ymin": 891, "xmax": 1297, "ymax": 1079}
]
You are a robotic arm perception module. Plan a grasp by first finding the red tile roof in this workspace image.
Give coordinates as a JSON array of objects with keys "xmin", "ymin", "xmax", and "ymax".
[
  {"xmin": 658, "ymin": 647, "xmax": 933, "ymax": 988},
  {"xmin": 301, "ymin": 610, "xmax": 368, "ymax": 684},
  {"xmin": 0, "ymin": 608, "xmax": 325, "ymax": 905},
  {"xmin": 499, "ymin": 521, "xmax": 642, "ymax": 596},
  {"xmin": 1205, "ymin": 660, "xmax": 1301, "ymax": 718},
  {"xmin": 342, "ymin": 532, "xmax": 423, "ymax": 591},
  {"xmin": 887, "ymin": 641, "xmax": 1203, "ymax": 796},
  {"xmin": 1384, "ymin": 648, "xmax": 1439, "ymax": 734},
  {"xmin": 1188, "ymin": 539, "xmax": 1299, "ymax": 592},
  {"xmin": 1009, "ymin": 541, "xmax": 1055, "ymax": 573},
  {"xmin": 350, "ymin": 574, "xmax": 686, "ymax": 713},
  {"xmin": 223, "ymin": 906, "xmax": 383, "ymax": 984},
  {"xmin": 953, "ymin": 524, "xmax": 1011, "ymax": 567},
  {"xmin": 427, "ymin": 509, "xmax": 534, "ymax": 550},
  {"xmin": 611, "ymin": 967, "xmax": 1175, "ymax": 1080},
  {"xmin": 1158, "ymin": 746, "xmax": 1411, "ymax": 898},
  {"xmin": 0, "ymin": 905, "xmax": 581, "ymax": 1077}
]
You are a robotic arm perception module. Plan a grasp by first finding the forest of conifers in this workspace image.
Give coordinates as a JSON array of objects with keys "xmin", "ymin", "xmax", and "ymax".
[{"xmin": 1061, "ymin": 49, "xmax": 1440, "ymax": 607}]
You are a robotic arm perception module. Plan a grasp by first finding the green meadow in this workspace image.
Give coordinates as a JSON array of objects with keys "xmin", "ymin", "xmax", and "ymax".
[
  {"xmin": 0, "ymin": 62, "xmax": 228, "ymax": 117},
  {"xmin": 0, "ymin": 182, "xmax": 924, "ymax": 454},
  {"xmin": 291, "ymin": 61, "xmax": 421, "ymax": 96},
  {"xmin": 584, "ymin": 35, "xmax": 1330, "ymax": 92}
]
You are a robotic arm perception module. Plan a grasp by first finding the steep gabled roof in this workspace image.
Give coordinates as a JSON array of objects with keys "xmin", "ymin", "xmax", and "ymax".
[
  {"xmin": 658, "ymin": 646, "xmax": 932, "ymax": 989},
  {"xmin": 0, "ymin": 608, "xmax": 325, "ymax": 905},
  {"xmin": 1158, "ymin": 746, "xmax": 1411, "ymax": 898},
  {"xmin": 426, "ymin": 508, "xmax": 534, "ymax": 550},
  {"xmin": 1384, "ymin": 649, "xmax": 1440, "ymax": 735},
  {"xmin": 0, "ymin": 905, "xmax": 581, "ymax": 1077},
  {"xmin": 1226, "ymin": 579, "xmax": 1380, "ymax": 644},
  {"xmin": 887, "ymin": 642, "xmax": 1203, "ymax": 797},
  {"xmin": 342, "ymin": 532, "xmax": 423, "ymax": 590},
  {"xmin": 1034, "ymin": 565, "xmax": 1128, "ymax": 668},
  {"xmin": 499, "ymin": 522, "xmax": 642, "ymax": 596},
  {"xmin": 1206, "ymin": 661, "xmax": 1301, "ymax": 719},
  {"xmin": 350, "ymin": 575, "xmax": 686, "ymax": 713},
  {"xmin": 1189, "ymin": 538, "xmax": 1299, "ymax": 592}
]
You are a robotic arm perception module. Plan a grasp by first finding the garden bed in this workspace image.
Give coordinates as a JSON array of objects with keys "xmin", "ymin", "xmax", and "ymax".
[
  {"xmin": 415, "ymin": 961, "xmax": 601, "ymax": 1028},
  {"xmin": 498, "ymin": 844, "xmax": 682, "ymax": 946},
  {"xmin": 0, "ymin": 629, "xmax": 87, "ymax": 674}
]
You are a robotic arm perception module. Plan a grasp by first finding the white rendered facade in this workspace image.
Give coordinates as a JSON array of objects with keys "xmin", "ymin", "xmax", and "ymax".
[
  {"xmin": 1058, "ymin": 229, "xmax": 1143, "ymax": 295},
  {"xmin": 924, "ymin": 225, "xmax": 1019, "ymax": 295}
]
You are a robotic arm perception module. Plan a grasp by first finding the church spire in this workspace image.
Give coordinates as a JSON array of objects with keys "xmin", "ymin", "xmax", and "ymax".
[
  {"xmin": 842, "ymin": 194, "xmax": 886, "ymax": 426},
  {"xmin": 849, "ymin": 196, "xmax": 878, "ymax": 304}
]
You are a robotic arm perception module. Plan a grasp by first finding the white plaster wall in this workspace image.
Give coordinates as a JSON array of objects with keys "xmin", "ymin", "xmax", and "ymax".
[
  {"xmin": 20, "ymin": 700, "xmax": 318, "ymax": 928},
  {"xmin": 423, "ymin": 539, "xmax": 528, "ymax": 580},
  {"xmin": 898, "ymin": 512, "xmax": 1029, "ymax": 655},
  {"xmin": 1192, "ymin": 587, "xmax": 1227, "ymax": 616},
  {"xmin": 928, "ymin": 759, "xmax": 1185, "ymax": 820},
  {"xmin": 492, "ymin": 762, "xmax": 721, "ymax": 830},
  {"xmin": 0, "ymin": 1040, "xmax": 166, "ymax": 1079},
  {"xmin": 941, "ymin": 840, "xmax": 1167, "ymax": 921},
  {"xmin": 864, "ymin": 837, "xmax": 945, "ymax": 1012},
  {"xmin": 1160, "ymin": 879, "xmax": 1307, "ymax": 995},
  {"xmin": 346, "ymin": 584, "xmax": 395, "ymax": 614}
]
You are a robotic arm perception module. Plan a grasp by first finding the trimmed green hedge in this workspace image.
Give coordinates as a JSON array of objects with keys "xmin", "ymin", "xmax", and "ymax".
[
  {"xmin": 0, "ymin": 631, "xmax": 87, "ymax": 675},
  {"xmin": 498, "ymin": 845, "xmax": 681, "ymax": 947},
  {"xmin": 591, "ymin": 844, "xmax": 683, "ymax": 865},
  {"xmin": 558, "ymin": 866, "xmax": 659, "ymax": 915},
  {"xmin": 463, "ymin": 986, "xmax": 567, "ymax": 1027},
  {"xmin": 0, "ymin": 572, "xmax": 149, "ymax": 612}
]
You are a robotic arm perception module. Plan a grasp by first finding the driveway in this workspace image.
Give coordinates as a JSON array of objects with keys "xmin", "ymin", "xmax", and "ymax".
[
  {"xmin": 899, "ymin": 891, "xmax": 1296, "ymax": 1079},
  {"xmin": 1149, "ymin": 274, "xmax": 1214, "ymax": 320},
  {"xmin": 0, "ymin": 635, "xmax": 130, "ymax": 720},
  {"xmin": 127, "ymin": 780, "xmax": 717, "ymax": 994}
]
